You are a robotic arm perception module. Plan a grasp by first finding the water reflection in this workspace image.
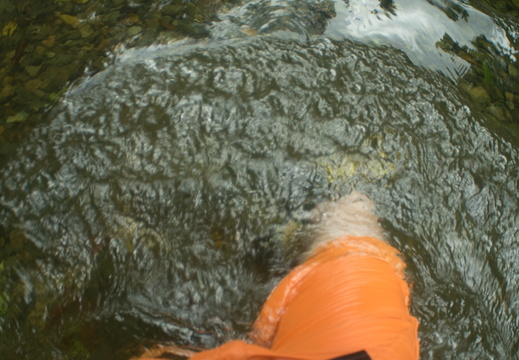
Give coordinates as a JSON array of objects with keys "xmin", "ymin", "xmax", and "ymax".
[{"xmin": 325, "ymin": 0, "xmax": 515, "ymax": 78}]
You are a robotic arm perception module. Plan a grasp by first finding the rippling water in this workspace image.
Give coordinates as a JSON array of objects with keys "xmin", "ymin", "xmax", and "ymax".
[
  {"xmin": 327, "ymin": 0, "xmax": 516, "ymax": 77},
  {"xmin": 0, "ymin": 0, "xmax": 518, "ymax": 359}
]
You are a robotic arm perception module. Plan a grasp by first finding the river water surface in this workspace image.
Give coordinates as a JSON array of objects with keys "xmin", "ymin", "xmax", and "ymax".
[{"xmin": 0, "ymin": 0, "xmax": 518, "ymax": 359}]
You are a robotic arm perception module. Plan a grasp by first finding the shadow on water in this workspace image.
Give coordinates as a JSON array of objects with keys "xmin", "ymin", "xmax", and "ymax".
[{"xmin": 0, "ymin": 0, "xmax": 518, "ymax": 359}]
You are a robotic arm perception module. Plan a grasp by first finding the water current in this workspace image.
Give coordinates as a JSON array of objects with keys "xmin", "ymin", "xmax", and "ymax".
[{"xmin": 0, "ymin": 0, "xmax": 518, "ymax": 359}]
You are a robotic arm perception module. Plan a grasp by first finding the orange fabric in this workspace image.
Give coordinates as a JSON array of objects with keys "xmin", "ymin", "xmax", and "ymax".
[{"xmin": 190, "ymin": 236, "xmax": 419, "ymax": 360}]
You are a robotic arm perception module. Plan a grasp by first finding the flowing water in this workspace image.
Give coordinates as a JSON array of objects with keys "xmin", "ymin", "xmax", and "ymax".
[{"xmin": 0, "ymin": 0, "xmax": 518, "ymax": 359}]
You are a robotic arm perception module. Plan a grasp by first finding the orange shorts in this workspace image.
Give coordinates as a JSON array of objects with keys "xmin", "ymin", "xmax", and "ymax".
[{"xmin": 147, "ymin": 236, "xmax": 420, "ymax": 360}]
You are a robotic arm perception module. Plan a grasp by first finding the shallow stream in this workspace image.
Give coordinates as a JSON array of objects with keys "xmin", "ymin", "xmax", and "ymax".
[{"xmin": 0, "ymin": 1, "xmax": 518, "ymax": 359}]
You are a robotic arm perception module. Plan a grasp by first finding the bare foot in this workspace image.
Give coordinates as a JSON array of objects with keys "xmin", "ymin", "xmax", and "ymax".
[{"xmin": 305, "ymin": 191, "xmax": 386, "ymax": 258}]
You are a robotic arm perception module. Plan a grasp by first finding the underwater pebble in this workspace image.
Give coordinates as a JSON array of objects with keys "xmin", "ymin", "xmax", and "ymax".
[
  {"xmin": 3, "ymin": 50, "xmax": 16, "ymax": 63},
  {"xmin": 59, "ymin": 14, "xmax": 80, "ymax": 28},
  {"xmin": 239, "ymin": 25, "xmax": 257, "ymax": 36},
  {"xmin": 25, "ymin": 65, "xmax": 42, "ymax": 77},
  {"xmin": 0, "ymin": 84, "xmax": 15, "ymax": 100},
  {"xmin": 125, "ymin": 14, "xmax": 140, "ymax": 25},
  {"xmin": 35, "ymin": 45, "xmax": 47, "ymax": 56},
  {"xmin": 488, "ymin": 85, "xmax": 504, "ymax": 102},
  {"xmin": 78, "ymin": 23, "xmax": 95, "ymax": 38},
  {"xmin": 42, "ymin": 35, "xmax": 56, "ymax": 48},
  {"xmin": 6, "ymin": 112, "xmax": 29, "ymax": 124},
  {"xmin": 145, "ymin": 16, "xmax": 160, "ymax": 28},
  {"xmin": 25, "ymin": 78, "xmax": 50, "ymax": 93},
  {"xmin": 470, "ymin": 86, "xmax": 490, "ymax": 105},
  {"xmin": 47, "ymin": 54, "xmax": 76, "ymax": 66},
  {"xmin": 128, "ymin": 26, "xmax": 142, "ymax": 36},
  {"xmin": 488, "ymin": 104, "xmax": 506, "ymax": 122},
  {"xmin": 161, "ymin": 4, "xmax": 183, "ymax": 16}
]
